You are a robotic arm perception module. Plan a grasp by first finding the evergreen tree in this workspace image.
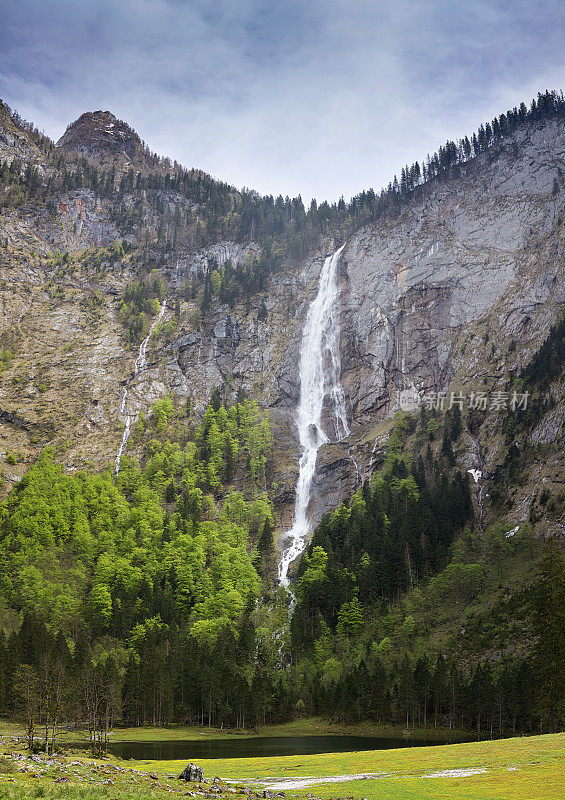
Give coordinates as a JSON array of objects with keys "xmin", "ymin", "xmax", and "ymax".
[{"xmin": 531, "ymin": 543, "xmax": 565, "ymax": 731}]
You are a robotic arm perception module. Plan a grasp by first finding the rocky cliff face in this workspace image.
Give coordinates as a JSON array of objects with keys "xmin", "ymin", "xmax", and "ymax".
[
  {"xmin": 339, "ymin": 120, "xmax": 564, "ymax": 422},
  {"xmin": 0, "ymin": 107, "xmax": 563, "ymax": 549},
  {"xmin": 318, "ymin": 121, "xmax": 564, "ymax": 539}
]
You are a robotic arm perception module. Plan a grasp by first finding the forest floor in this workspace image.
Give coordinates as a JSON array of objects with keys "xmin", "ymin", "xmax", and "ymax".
[{"xmin": 0, "ymin": 731, "xmax": 562, "ymax": 799}]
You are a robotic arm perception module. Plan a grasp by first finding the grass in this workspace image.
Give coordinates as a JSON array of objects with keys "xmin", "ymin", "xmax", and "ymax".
[
  {"xmin": 0, "ymin": 732, "xmax": 561, "ymax": 799},
  {"xmin": 143, "ymin": 733, "xmax": 565, "ymax": 798},
  {"xmin": 0, "ymin": 786, "xmax": 167, "ymax": 799}
]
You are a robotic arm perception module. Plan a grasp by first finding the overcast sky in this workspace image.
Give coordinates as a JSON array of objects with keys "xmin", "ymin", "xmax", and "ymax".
[{"xmin": 1, "ymin": 0, "xmax": 564, "ymax": 203}]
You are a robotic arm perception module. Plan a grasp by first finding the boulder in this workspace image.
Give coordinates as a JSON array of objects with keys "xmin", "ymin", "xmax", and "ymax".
[{"xmin": 179, "ymin": 763, "xmax": 204, "ymax": 782}]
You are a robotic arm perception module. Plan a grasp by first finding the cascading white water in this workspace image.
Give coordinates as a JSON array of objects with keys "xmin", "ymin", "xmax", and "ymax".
[
  {"xmin": 114, "ymin": 300, "xmax": 167, "ymax": 474},
  {"xmin": 367, "ymin": 437, "xmax": 379, "ymax": 479},
  {"xmin": 278, "ymin": 246, "xmax": 349, "ymax": 586},
  {"xmin": 114, "ymin": 387, "xmax": 131, "ymax": 474}
]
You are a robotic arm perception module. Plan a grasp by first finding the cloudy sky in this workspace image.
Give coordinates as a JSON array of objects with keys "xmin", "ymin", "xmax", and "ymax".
[{"xmin": 1, "ymin": 0, "xmax": 564, "ymax": 202}]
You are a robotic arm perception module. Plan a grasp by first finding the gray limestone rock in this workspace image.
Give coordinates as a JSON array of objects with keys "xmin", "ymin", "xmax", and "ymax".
[{"xmin": 179, "ymin": 763, "xmax": 204, "ymax": 782}]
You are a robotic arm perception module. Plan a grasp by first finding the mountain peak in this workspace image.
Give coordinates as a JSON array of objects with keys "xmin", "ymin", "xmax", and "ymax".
[{"xmin": 56, "ymin": 110, "xmax": 143, "ymax": 163}]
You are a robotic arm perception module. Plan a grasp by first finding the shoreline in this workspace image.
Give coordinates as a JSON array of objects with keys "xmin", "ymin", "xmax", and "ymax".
[{"xmin": 0, "ymin": 716, "xmax": 477, "ymax": 744}]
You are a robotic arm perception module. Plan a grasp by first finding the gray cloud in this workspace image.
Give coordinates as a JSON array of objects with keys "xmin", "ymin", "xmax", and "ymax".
[{"xmin": 0, "ymin": 0, "xmax": 564, "ymax": 202}]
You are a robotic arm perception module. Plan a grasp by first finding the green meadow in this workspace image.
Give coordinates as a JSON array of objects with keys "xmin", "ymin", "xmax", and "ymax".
[{"xmin": 0, "ymin": 732, "xmax": 562, "ymax": 799}]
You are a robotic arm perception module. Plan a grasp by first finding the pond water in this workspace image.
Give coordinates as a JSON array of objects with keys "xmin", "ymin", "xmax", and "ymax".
[{"xmin": 99, "ymin": 734, "xmax": 458, "ymax": 760}]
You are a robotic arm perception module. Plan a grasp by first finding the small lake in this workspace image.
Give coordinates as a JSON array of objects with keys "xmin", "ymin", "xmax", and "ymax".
[{"xmin": 100, "ymin": 734, "xmax": 456, "ymax": 760}]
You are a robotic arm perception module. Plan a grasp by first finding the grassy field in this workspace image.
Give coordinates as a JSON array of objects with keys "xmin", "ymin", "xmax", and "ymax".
[{"xmin": 0, "ymin": 731, "xmax": 562, "ymax": 799}]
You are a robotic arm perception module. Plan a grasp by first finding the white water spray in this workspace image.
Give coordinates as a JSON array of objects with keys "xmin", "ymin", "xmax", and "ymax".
[
  {"xmin": 350, "ymin": 454, "xmax": 362, "ymax": 489},
  {"xmin": 115, "ymin": 300, "xmax": 167, "ymax": 474},
  {"xmin": 367, "ymin": 437, "xmax": 380, "ymax": 477},
  {"xmin": 278, "ymin": 247, "xmax": 349, "ymax": 586}
]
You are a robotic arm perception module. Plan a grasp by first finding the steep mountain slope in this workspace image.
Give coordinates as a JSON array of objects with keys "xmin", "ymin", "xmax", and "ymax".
[
  {"xmin": 0, "ymin": 97, "xmax": 563, "ymax": 545},
  {"xmin": 332, "ymin": 119, "xmax": 565, "ymax": 538}
]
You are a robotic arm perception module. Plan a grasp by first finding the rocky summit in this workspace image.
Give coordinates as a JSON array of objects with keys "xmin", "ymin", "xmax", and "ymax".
[{"xmin": 56, "ymin": 110, "xmax": 145, "ymax": 164}]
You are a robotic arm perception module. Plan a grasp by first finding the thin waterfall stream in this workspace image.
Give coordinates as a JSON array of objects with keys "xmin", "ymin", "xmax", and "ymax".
[
  {"xmin": 278, "ymin": 246, "xmax": 349, "ymax": 586},
  {"xmin": 115, "ymin": 300, "xmax": 167, "ymax": 474}
]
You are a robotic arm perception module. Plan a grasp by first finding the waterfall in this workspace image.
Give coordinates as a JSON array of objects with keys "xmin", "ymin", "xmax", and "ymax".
[
  {"xmin": 115, "ymin": 300, "xmax": 167, "ymax": 474},
  {"xmin": 278, "ymin": 246, "xmax": 349, "ymax": 586},
  {"xmin": 367, "ymin": 437, "xmax": 379, "ymax": 478},
  {"xmin": 114, "ymin": 388, "xmax": 131, "ymax": 474},
  {"xmin": 350, "ymin": 454, "xmax": 361, "ymax": 489}
]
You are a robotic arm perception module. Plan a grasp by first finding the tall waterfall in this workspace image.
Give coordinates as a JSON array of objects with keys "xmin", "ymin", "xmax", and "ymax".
[
  {"xmin": 114, "ymin": 300, "xmax": 167, "ymax": 474},
  {"xmin": 278, "ymin": 246, "xmax": 349, "ymax": 586}
]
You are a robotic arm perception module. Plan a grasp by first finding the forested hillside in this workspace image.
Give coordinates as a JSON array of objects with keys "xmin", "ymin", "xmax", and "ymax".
[
  {"xmin": 0, "ymin": 90, "xmax": 563, "ymax": 746},
  {"xmin": 1, "ymin": 369, "xmax": 563, "ymax": 742}
]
